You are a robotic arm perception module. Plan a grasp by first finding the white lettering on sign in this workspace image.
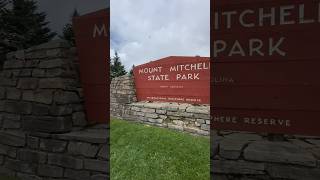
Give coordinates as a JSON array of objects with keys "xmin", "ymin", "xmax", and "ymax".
[
  {"xmin": 139, "ymin": 67, "xmax": 162, "ymax": 74},
  {"xmin": 176, "ymin": 73, "xmax": 200, "ymax": 80},
  {"xmin": 214, "ymin": 3, "xmax": 320, "ymax": 29},
  {"xmin": 213, "ymin": 3, "xmax": 320, "ymax": 58},
  {"xmin": 213, "ymin": 116, "xmax": 291, "ymax": 127},
  {"xmin": 93, "ymin": 24, "xmax": 107, "ymax": 38},
  {"xmin": 137, "ymin": 61, "xmax": 210, "ymax": 81},
  {"xmin": 213, "ymin": 38, "xmax": 286, "ymax": 57}
]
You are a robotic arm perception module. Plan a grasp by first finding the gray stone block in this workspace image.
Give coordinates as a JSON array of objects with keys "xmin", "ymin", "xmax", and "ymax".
[
  {"xmin": 196, "ymin": 119, "xmax": 205, "ymax": 124},
  {"xmin": 18, "ymin": 149, "xmax": 47, "ymax": 163},
  {"xmin": 17, "ymin": 173, "xmax": 42, "ymax": 180},
  {"xmin": 244, "ymin": 141, "xmax": 317, "ymax": 167},
  {"xmin": 48, "ymin": 153, "xmax": 83, "ymax": 169},
  {"xmin": 219, "ymin": 139, "xmax": 248, "ymax": 160},
  {"xmin": 141, "ymin": 108, "xmax": 155, "ymax": 113},
  {"xmin": 186, "ymin": 106, "xmax": 209, "ymax": 114},
  {"xmin": 27, "ymin": 136, "xmax": 39, "ymax": 149},
  {"xmin": 168, "ymin": 124, "xmax": 183, "ymax": 131},
  {"xmin": 0, "ymin": 166, "xmax": 16, "ymax": 177},
  {"xmin": 33, "ymin": 90, "xmax": 53, "ymax": 104},
  {"xmin": 25, "ymin": 50, "xmax": 47, "ymax": 59},
  {"xmin": 145, "ymin": 113, "xmax": 158, "ymax": 119},
  {"xmin": 6, "ymin": 50, "xmax": 24, "ymax": 60},
  {"xmin": 5, "ymin": 101, "xmax": 32, "ymax": 114},
  {"xmin": 4, "ymin": 158, "xmax": 37, "ymax": 174},
  {"xmin": 156, "ymin": 109, "xmax": 166, "ymax": 114},
  {"xmin": 212, "ymin": 160, "xmax": 265, "ymax": 175},
  {"xmin": 40, "ymin": 139, "xmax": 67, "ymax": 152},
  {"xmin": 17, "ymin": 78, "xmax": 38, "ymax": 89},
  {"xmin": 68, "ymin": 141, "xmax": 99, "ymax": 158},
  {"xmin": 0, "ymin": 130, "xmax": 26, "ymax": 147},
  {"xmin": 71, "ymin": 104, "xmax": 84, "ymax": 112},
  {"xmin": 39, "ymin": 59, "xmax": 65, "ymax": 68},
  {"xmin": 0, "ymin": 155, "xmax": 3, "ymax": 165},
  {"xmin": 266, "ymin": 164, "xmax": 320, "ymax": 180},
  {"xmin": 194, "ymin": 113, "xmax": 210, "ymax": 119},
  {"xmin": 167, "ymin": 111, "xmax": 193, "ymax": 117},
  {"xmin": 46, "ymin": 48, "xmax": 69, "ymax": 58},
  {"xmin": 84, "ymin": 159, "xmax": 108, "ymax": 173},
  {"xmin": 91, "ymin": 174, "xmax": 109, "ymax": 180},
  {"xmin": 3, "ymin": 119, "xmax": 20, "ymax": 129},
  {"xmin": 6, "ymin": 88, "xmax": 21, "ymax": 100},
  {"xmin": 3, "ymin": 60, "xmax": 24, "ymax": 69},
  {"xmin": 50, "ymin": 105, "xmax": 73, "ymax": 116},
  {"xmin": 46, "ymin": 68, "xmax": 73, "ymax": 78},
  {"xmin": 22, "ymin": 91, "xmax": 34, "ymax": 101},
  {"xmin": 39, "ymin": 78, "xmax": 74, "ymax": 89},
  {"xmin": 0, "ymin": 144, "xmax": 17, "ymax": 158},
  {"xmin": 22, "ymin": 116, "xmax": 72, "ymax": 133},
  {"xmin": 98, "ymin": 145, "xmax": 108, "ymax": 160},
  {"xmin": 2, "ymin": 113, "xmax": 20, "ymax": 122},
  {"xmin": 197, "ymin": 130, "xmax": 209, "ymax": 136},
  {"xmin": 19, "ymin": 69, "xmax": 32, "ymax": 77},
  {"xmin": 38, "ymin": 164, "xmax": 63, "ymax": 178},
  {"xmin": 25, "ymin": 60, "xmax": 39, "ymax": 68},
  {"xmin": 72, "ymin": 112, "xmax": 87, "ymax": 126},
  {"xmin": 201, "ymin": 124, "xmax": 210, "ymax": 131},
  {"xmin": 0, "ymin": 101, "xmax": 4, "ymax": 112},
  {"xmin": 64, "ymin": 169, "xmax": 91, "ymax": 180},
  {"xmin": 54, "ymin": 130, "xmax": 108, "ymax": 144},
  {"xmin": 0, "ymin": 88, "xmax": 5, "ymax": 99},
  {"xmin": 184, "ymin": 127, "xmax": 198, "ymax": 134},
  {"xmin": 0, "ymin": 77, "xmax": 17, "ymax": 86},
  {"xmin": 54, "ymin": 91, "xmax": 80, "ymax": 104},
  {"xmin": 32, "ymin": 69, "xmax": 46, "ymax": 77},
  {"xmin": 32, "ymin": 103, "xmax": 50, "ymax": 115}
]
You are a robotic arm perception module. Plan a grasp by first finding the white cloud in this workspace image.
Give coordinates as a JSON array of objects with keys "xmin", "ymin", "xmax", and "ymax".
[{"xmin": 110, "ymin": 0, "xmax": 210, "ymax": 70}]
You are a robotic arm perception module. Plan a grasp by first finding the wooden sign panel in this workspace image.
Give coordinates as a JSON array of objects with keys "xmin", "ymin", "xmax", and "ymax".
[
  {"xmin": 133, "ymin": 56, "xmax": 210, "ymax": 104},
  {"xmin": 211, "ymin": 0, "xmax": 320, "ymax": 135},
  {"xmin": 73, "ymin": 9, "xmax": 109, "ymax": 123}
]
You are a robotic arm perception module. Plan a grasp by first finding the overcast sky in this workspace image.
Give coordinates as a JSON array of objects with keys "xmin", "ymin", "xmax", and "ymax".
[
  {"xmin": 36, "ymin": 0, "xmax": 109, "ymax": 35},
  {"xmin": 111, "ymin": 0, "xmax": 210, "ymax": 70}
]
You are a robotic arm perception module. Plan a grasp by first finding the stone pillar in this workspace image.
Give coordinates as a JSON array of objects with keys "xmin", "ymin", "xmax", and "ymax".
[
  {"xmin": 110, "ymin": 74, "xmax": 137, "ymax": 117},
  {"xmin": 0, "ymin": 40, "xmax": 87, "ymax": 133}
]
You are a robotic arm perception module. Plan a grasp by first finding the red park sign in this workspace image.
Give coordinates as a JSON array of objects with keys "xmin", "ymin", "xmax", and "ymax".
[
  {"xmin": 73, "ymin": 9, "xmax": 109, "ymax": 123},
  {"xmin": 133, "ymin": 56, "xmax": 210, "ymax": 104},
  {"xmin": 211, "ymin": 0, "xmax": 320, "ymax": 135}
]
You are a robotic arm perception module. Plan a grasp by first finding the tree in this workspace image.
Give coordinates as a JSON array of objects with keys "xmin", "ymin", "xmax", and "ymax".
[
  {"xmin": 128, "ymin": 64, "xmax": 135, "ymax": 76},
  {"xmin": 110, "ymin": 51, "xmax": 127, "ymax": 80},
  {"xmin": 2, "ymin": 0, "xmax": 56, "ymax": 51},
  {"xmin": 60, "ymin": 9, "xmax": 79, "ymax": 46},
  {"xmin": 0, "ymin": 0, "xmax": 9, "ymax": 47}
]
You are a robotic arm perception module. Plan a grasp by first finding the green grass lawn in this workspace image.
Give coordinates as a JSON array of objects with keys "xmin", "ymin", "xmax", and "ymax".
[{"xmin": 110, "ymin": 118, "xmax": 210, "ymax": 180}]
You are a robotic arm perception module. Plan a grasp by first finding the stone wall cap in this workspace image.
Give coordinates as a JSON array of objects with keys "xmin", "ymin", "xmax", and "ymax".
[
  {"xmin": 26, "ymin": 40, "xmax": 70, "ymax": 52},
  {"xmin": 53, "ymin": 129, "xmax": 108, "ymax": 144}
]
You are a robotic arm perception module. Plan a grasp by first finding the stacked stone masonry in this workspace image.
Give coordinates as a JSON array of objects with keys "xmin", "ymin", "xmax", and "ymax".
[
  {"xmin": 110, "ymin": 75, "xmax": 210, "ymax": 136},
  {"xmin": 0, "ymin": 40, "xmax": 109, "ymax": 179},
  {"xmin": 111, "ymin": 74, "xmax": 320, "ymax": 180},
  {"xmin": 211, "ymin": 131, "xmax": 320, "ymax": 180}
]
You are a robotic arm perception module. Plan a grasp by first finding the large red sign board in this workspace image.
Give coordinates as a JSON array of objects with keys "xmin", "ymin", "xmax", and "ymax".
[
  {"xmin": 211, "ymin": 0, "xmax": 320, "ymax": 135},
  {"xmin": 133, "ymin": 56, "xmax": 210, "ymax": 104},
  {"xmin": 73, "ymin": 9, "xmax": 109, "ymax": 123}
]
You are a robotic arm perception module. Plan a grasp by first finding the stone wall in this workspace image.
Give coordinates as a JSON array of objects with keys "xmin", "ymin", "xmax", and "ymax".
[
  {"xmin": 110, "ymin": 75, "xmax": 210, "ymax": 136},
  {"xmin": 0, "ymin": 40, "xmax": 109, "ymax": 179},
  {"xmin": 211, "ymin": 131, "xmax": 320, "ymax": 180}
]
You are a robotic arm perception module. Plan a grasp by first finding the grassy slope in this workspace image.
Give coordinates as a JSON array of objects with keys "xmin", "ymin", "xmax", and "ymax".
[{"xmin": 110, "ymin": 119, "xmax": 210, "ymax": 180}]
